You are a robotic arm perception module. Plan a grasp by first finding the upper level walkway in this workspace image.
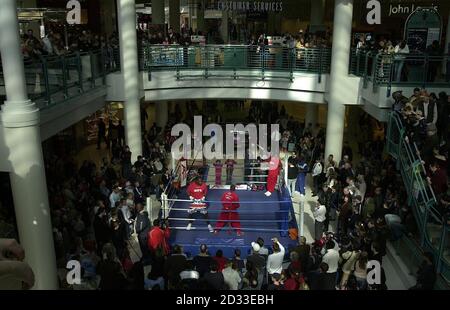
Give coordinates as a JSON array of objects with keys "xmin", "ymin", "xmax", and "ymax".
[
  {"xmin": 1, "ymin": 44, "xmax": 450, "ymax": 171},
  {"xmin": 2, "ymin": 44, "xmax": 450, "ymax": 118}
]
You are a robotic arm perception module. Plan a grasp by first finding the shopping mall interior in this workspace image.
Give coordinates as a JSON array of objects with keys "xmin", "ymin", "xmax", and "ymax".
[{"xmin": 0, "ymin": 0, "xmax": 449, "ymax": 292}]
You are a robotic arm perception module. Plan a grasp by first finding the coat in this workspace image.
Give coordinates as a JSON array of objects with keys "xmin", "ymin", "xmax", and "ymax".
[{"xmin": 147, "ymin": 226, "xmax": 170, "ymax": 257}]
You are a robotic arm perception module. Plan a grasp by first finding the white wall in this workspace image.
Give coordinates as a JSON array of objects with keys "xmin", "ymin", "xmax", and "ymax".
[
  {"xmin": 323, "ymin": 75, "xmax": 362, "ymax": 105},
  {"xmin": 105, "ymin": 71, "xmax": 145, "ymax": 102},
  {"xmin": 142, "ymin": 70, "xmax": 329, "ymax": 103},
  {"xmin": 40, "ymin": 87, "xmax": 108, "ymax": 141}
]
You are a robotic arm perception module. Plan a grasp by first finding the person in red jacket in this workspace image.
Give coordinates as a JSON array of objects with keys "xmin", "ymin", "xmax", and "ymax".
[
  {"xmin": 186, "ymin": 177, "xmax": 213, "ymax": 232},
  {"xmin": 214, "ymin": 185, "xmax": 242, "ymax": 236},
  {"xmin": 265, "ymin": 156, "xmax": 281, "ymax": 197},
  {"xmin": 147, "ymin": 219, "xmax": 170, "ymax": 259}
]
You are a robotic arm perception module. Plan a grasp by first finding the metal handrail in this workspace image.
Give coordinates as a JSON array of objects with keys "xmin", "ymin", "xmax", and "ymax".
[
  {"xmin": 142, "ymin": 44, "xmax": 332, "ymax": 82},
  {"xmin": 387, "ymin": 111, "xmax": 448, "ymax": 283},
  {"xmin": 0, "ymin": 48, "xmax": 118, "ymax": 109},
  {"xmin": 348, "ymin": 51, "xmax": 450, "ymax": 94}
]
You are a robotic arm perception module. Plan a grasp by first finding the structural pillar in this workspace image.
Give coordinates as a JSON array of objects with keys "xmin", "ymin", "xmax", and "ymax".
[
  {"xmin": 117, "ymin": 0, "xmax": 143, "ymax": 162},
  {"xmin": 0, "ymin": 0, "xmax": 57, "ymax": 289},
  {"xmin": 324, "ymin": 0, "xmax": 353, "ymax": 162},
  {"xmin": 220, "ymin": 10, "xmax": 229, "ymax": 43},
  {"xmin": 305, "ymin": 104, "xmax": 318, "ymax": 128},
  {"xmin": 155, "ymin": 101, "xmax": 168, "ymax": 129},
  {"xmin": 310, "ymin": 0, "xmax": 326, "ymax": 27},
  {"xmin": 443, "ymin": 11, "xmax": 450, "ymax": 74},
  {"xmin": 169, "ymin": 0, "xmax": 180, "ymax": 32},
  {"xmin": 196, "ymin": 0, "xmax": 205, "ymax": 34},
  {"xmin": 152, "ymin": 0, "xmax": 165, "ymax": 25}
]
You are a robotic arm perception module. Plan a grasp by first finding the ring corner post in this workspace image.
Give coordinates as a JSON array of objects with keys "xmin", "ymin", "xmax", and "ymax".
[
  {"xmin": 146, "ymin": 196, "xmax": 152, "ymax": 223},
  {"xmin": 161, "ymin": 192, "xmax": 168, "ymax": 220}
]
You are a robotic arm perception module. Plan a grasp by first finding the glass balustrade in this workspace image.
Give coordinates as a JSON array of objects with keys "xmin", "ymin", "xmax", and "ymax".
[
  {"xmin": 141, "ymin": 44, "xmax": 331, "ymax": 81},
  {"xmin": 2, "ymin": 45, "xmax": 449, "ymax": 109},
  {"xmin": 0, "ymin": 48, "xmax": 119, "ymax": 110}
]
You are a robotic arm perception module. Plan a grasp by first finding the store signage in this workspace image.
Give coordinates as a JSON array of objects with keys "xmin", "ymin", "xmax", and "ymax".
[
  {"xmin": 365, "ymin": 0, "xmax": 440, "ymax": 24},
  {"xmin": 66, "ymin": 0, "xmax": 81, "ymax": 25},
  {"xmin": 217, "ymin": 1, "xmax": 283, "ymax": 12},
  {"xmin": 389, "ymin": 3, "xmax": 438, "ymax": 16}
]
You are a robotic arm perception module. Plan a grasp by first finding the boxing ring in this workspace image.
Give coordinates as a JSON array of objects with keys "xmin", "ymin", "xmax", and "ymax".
[{"xmin": 160, "ymin": 157, "xmax": 299, "ymax": 258}]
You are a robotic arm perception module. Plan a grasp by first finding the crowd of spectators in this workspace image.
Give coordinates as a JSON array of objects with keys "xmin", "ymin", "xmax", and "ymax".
[
  {"xmin": 41, "ymin": 115, "xmax": 174, "ymax": 289},
  {"xmin": 20, "ymin": 26, "xmax": 119, "ymax": 63},
  {"xmin": 51, "ymin": 101, "xmax": 435, "ymax": 290},
  {"xmin": 392, "ymin": 88, "xmax": 449, "ymax": 223},
  {"xmin": 1, "ymin": 95, "xmax": 447, "ymax": 290},
  {"xmin": 355, "ymin": 35, "xmax": 449, "ymax": 82},
  {"xmin": 141, "ymin": 26, "xmax": 331, "ymax": 48}
]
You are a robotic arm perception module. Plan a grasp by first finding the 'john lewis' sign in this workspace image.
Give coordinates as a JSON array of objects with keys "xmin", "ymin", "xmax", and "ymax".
[{"xmin": 366, "ymin": 0, "xmax": 440, "ymax": 25}]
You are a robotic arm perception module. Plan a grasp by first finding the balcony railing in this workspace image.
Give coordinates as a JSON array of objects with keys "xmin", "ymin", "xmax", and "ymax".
[
  {"xmin": 141, "ymin": 44, "xmax": 331, "ymax": 82},
  {"xmin": 3, "ymin": 45, "xmax": 450, "ymax": 109},
  {"xmin": 387, "ymin": 111, "xmax": 450, "ymax": 286},
  {"xmin": 0, "ymin": 48, "xmax": 120, "ymax": 110},
  {"xmin": 350, "ymin": 49, "xmax": 450, "ymax": 96}
]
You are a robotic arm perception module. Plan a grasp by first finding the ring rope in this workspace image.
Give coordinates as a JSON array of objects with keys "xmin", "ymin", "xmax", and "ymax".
[
  {"xmin": 168, "ymin": 207, "xmax": 290, "ymax": 213},
  {"xmin": 167, "ymin": 218, "xmax": 288, "ymax": 223},
  {"xmin": 165, "ymin": 198, "xmax": 291, "ymax": 204},
  {"xmin": 169, "ymin": 227, "xmax": 288, "ymax": 232}
]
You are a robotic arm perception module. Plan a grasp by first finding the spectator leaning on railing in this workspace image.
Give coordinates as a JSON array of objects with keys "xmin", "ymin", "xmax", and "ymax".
[{"xmin": 393, "ymin": 40, "xmax": 410, "ymax": 82}]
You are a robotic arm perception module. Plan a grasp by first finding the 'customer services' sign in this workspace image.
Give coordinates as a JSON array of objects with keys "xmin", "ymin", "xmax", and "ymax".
[{"xmin": 217, "ymin": 1, "xmax": 283, "ymax": 12}]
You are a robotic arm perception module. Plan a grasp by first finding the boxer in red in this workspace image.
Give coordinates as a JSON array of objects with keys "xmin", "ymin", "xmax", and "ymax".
[
  {"xmin": 214, "ymin": 185, "xmax": 243, "ymax": 236},
  {"xmin": 186, "ymin": 177, "xmax": 213, "ymax": 232},
  {"xmin": 265, "ymin": 156, "xmax": 280, "ymax": 197}
]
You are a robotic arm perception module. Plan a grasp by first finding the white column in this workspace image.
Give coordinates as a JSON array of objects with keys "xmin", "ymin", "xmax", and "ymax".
[
  {"xmin": 156, "ymin": 101, "xmax": 168, "ymax": 129},
  {"xmin": 310, "ymin": 0, "xmax": 326, "ymax": 26},
  {"xmin": 152, "ymin": 0, "xmax": 165, "ymax": 25},
  {"xmin": 0, "ymin": 0, "xmax": 57, "ymax": 290},
  {"xmin": 220, "ymin": 11, "xmax": 229, "ymax": 43},
  {"xmin": 443, "ymin": 11, "xmax": 450, "ymax": 74},
  {"xmin": 305, "ymin": 104, "xmax": 318, "ymax": 128},
  {"xmin": 117, "ymin": 0, "xmax": 143, "ymax": 162},
  {"xmin": 169, "ymin": 0, "xmax": 180, "ymax": 32},
  {"xmin": 324, "ymin": 0, "xmax": 353, "ymax": 162}
]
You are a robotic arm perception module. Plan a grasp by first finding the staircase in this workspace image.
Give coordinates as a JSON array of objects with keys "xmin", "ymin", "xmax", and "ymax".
[{"xmin": 386, "ymin": 112, "xmax": 450, "ymax": 289}]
